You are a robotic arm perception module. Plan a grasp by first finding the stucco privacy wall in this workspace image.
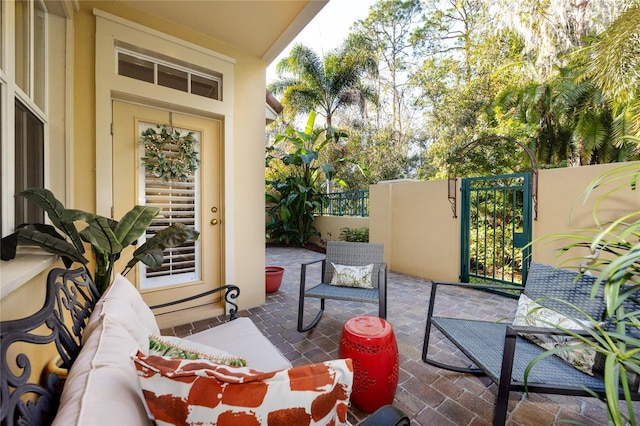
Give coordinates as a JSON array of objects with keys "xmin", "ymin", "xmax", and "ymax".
[
  {"xmin": 369, "ymin": 179, "xmax": 460, "ymax": 282},
  {"xmin": 311, "ymin": 216, "xmax": 369, "ymax": 246},
  {"xmin": 364, "ymin": 161, "xmax": 639, "ymax": 282},
  {"xmin": 73, "ymin": 2, "xmax": 267, "ymax": 311},
  {"xmin": 533, "ymin": 161, "xmax": 640, "ymax": 265}
]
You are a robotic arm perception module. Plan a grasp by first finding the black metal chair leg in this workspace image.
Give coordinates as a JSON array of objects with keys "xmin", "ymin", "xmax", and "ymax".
[
  {"xmin": 492, "ymin": 327, "xmax": 518, "ymax": 426},
  {"xmin": 422, "ymin": 283, "xmax": 483, "ymax": 374},
  {"xmin": 297, "ymin": 299, "xmax": 325, "ymax": 332}
]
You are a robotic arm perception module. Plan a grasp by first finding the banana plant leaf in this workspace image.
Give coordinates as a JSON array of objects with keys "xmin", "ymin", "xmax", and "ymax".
[
  {"xmin": 133, "ymin": 247, "xmax": 165, "ymax": 269},
  {"xmin": 0, "ymin": 231, "xmax": 19, "ymax": 261},
  {"xmin": 125, "ymin": 223, "xmax": 200, "ymax": 270},
  {"xmin": 18, "ymin": 188, "xmax": 85, "ymax": 254},
  {"xmin": 79, "ymin": 216, "xmax": 123, "ymax": 256},
  {"xmin": 114, "ymin": 205, "xmax": 160, "ymax": 248},
  {"xmin": 60, "ymin": 209, "xmax": 119, "ymax": 229},
  {"xmin": 1, "ymin": 223, "xmax": 72, "ymax": 265},
  {"xmin": 16, "ymin": 227, "xmax": 89, "ymax": 267}
]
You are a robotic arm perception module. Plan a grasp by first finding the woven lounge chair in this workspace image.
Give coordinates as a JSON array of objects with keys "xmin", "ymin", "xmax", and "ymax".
[
  {"xmin": 297, "ymin": 241, "xmax": 387, "ymax": 332},
  {"xmin": 422, "ymin": 261, "xmax": 640, "ymax": 425}
]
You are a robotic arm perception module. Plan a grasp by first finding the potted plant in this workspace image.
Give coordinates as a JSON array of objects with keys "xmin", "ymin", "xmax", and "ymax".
[
  {"xmin": 265, "ymin": 266, "xmax": 285, "ymax": 293},
  {"xmin": 2, "ymin": 188, "xmax": 199, "ymax": 294}
]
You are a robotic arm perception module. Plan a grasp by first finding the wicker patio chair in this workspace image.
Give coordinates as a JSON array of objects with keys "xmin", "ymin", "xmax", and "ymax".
[
  {"xmin": 422, "ymin": 261, "xmax": 640, "ymax": 425},
  {"xmin": 297, "ymin": 241, "xmax": 387, "ymax": 332}
]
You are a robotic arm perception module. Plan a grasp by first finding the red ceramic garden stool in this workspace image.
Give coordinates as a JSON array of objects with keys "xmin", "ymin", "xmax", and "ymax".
[{"xmin": 339, "ymin": 315, "xmax": 399, "ymax": 413}]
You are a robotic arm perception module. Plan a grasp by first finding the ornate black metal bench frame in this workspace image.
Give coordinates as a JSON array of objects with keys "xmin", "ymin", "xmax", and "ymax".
[
  {"xmin": 0, "ymin": 267, "xmax": 239, "ymax": 426},
  {"xmin": 421, "ymin": 261, "xmax": 640, "ymax": 425}
]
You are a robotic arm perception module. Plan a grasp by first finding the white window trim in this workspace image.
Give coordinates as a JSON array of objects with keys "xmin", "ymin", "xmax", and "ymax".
[
  {"xmin": 1, "ymin": 1, "xmax": 73, "ymax": 299},
  {"xmin": 1, "ymin": 1, "xmax": 51, "ymax": 236},
  {"xmin": 93, "ymin": 9, "xmax": 236, "ymax": 288}
]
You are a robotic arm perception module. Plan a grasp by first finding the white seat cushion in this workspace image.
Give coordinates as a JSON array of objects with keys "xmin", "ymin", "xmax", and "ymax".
[{"xmin": 183, "ymin": 317, "xmax": 292, "ymax": 371}]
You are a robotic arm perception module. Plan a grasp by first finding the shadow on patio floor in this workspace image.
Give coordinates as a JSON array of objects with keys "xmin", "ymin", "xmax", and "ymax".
[{"xmin": 165, "ymin": 246, "xmax": 630, "ymax": 426}]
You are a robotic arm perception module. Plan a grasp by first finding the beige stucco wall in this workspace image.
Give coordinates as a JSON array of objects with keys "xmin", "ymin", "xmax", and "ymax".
[
  {"xmin": 311, "ymin": 216, "xmax": 369, "ymax": 247},
  {"xmin": 370, "ymin": 179, "xmax": 460, "ymax": 281},
  {"xmin": 533, "ymin": 162, "xmax": 640, "ymax": 266},
  {"xmin": 368, "ymin": 162, "xmax": 639, "ymax": 283}
]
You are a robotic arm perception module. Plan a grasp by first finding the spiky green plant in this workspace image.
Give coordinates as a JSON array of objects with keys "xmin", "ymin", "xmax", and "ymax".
[{"xmin": 531, "ymin": 163, "xmax": 640, "ymax": 425}]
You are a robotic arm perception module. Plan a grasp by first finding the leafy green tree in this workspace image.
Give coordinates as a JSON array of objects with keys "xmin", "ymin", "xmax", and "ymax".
[
  {"xmin": 416, "ymin": 0, "xmax": 637, "ymax": 177},
  {"xmin": 266, "ymin": 0, "xmax": 638, "ymax": 186},
  {"xmin": 351, "ymin": 0, "xmax": 423, "ymax": 134},
  {"xmin": 493, "ymin": 0, "xmax": 623, "ymax": 78},
  {"xmin": 329, "ymin": 124, "xmax": 410, "ymax": 188},
  {"xmin": 409, "ymin": 0, "xmax": 530, "ymax": 179},
  {"xmin": 490, "ymin": 69, "xmax": 576, "ymax": 167},
  {"xmin": 490, "ymin": 2, "xmax": 640, "ymax": 168},
  {"xmin": 582, "ymin": 2, "xmax": 640, "ymax": 152},
  {"xmin": 268, "ymin": 43, "xmax": 377, "ymax": 127},
  {"xmin": 265, "ymin": 112, "xmax": 345, "ymax": 245}
]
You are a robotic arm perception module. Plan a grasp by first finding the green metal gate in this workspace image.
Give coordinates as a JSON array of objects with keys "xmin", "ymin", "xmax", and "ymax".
[{"xmin": 460, "ymin": 173, "xmax": 532, "ymax": 293}]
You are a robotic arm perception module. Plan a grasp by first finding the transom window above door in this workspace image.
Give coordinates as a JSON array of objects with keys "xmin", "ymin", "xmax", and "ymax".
[{"xmin": 116, "ymin": 45, "xmax": 222, "ymax": 101}]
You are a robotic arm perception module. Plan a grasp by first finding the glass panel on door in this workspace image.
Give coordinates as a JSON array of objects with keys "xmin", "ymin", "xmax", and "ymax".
[{"xmin": 137, "ymin": 122, "xmax": 201, "ymax": 289}]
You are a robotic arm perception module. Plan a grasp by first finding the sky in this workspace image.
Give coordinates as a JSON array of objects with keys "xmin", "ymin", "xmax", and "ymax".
[{"xmin": 266, "ymin": 0, "xmax": 378, "ymax": 83}]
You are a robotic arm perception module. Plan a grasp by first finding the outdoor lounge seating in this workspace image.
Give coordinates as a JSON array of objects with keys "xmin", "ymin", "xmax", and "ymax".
[
  {"xmin": 422, "ymin": 261, "xmax": 640, "ymax": 425},
  {"xmin": 298, "ymin": 241, "xmax": 387, "ymax": 332},
  {"xmin": 1, "ymin": 266, "xmax": 409, "ymax": 426}
]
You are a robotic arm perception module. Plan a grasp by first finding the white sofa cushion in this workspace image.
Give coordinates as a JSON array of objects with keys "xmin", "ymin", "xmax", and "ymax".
[
  {"xmin": 84, "ymin": 273, "xmax": 159, "ymax": 345},
  {"xmin": 54, "ymin": 314, "xmax": 152, "ymax": 425},
  {"xmin": 183, "ymin": 317, "xmax": 292, "ymax": 372}
]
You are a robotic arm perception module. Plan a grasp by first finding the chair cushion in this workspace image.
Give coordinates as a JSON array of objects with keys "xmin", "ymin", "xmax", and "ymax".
[
  {"xmin": 330, "ymin": 263, "xmax": 374, "ymax": 289},
  {"xmin": 149, "ymin": 335, "xmax": 247, "ymax": 366},
  {"xmin": 132, "ymin": 352, "xmax": 353, "ymax": 426},
  {"xmin": 513, "ymin": 294, "xmax": 597, "ymax": 375}
]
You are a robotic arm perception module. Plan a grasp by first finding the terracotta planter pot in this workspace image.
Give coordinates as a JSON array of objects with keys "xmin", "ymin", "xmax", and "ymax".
[{"xmin": 265, "ymin": 266, "xmax": 285, "ymax": 293}]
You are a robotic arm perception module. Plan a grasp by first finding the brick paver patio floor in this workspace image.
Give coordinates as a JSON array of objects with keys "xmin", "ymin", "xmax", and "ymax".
[{"xmin": 163, "ymin": 246, "xmax": 637, "ymax": 425}]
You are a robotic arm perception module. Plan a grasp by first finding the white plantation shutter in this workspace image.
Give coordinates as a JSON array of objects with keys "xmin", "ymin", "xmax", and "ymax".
[{"xmin": 138, "ymin": 125, "xmax": 201, "ymax": 289}]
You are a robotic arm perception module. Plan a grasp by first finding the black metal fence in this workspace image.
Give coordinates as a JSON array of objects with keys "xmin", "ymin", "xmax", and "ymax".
[{"xmin": 316, "ymin": 190, "xmax": 369, "ymax": 217}]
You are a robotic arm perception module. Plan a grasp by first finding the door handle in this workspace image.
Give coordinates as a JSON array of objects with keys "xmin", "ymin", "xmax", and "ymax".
[{"xmin": 210, "ymin": 219, "xmax": 219, "ymax": 225}]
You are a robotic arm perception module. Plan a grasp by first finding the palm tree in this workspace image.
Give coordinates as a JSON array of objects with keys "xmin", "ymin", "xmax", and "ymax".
[
  {"xmin": 268, "ymin": 42, "xmax": 377, "ymax": 127},
  {"xmin": 492, "ymin": 63, "xmax": 638, "ymax": 167},
  {"xmin": 491, "ymin": 72, "xmax": 574, "ymax": 166},
  {"xmin": 584, "ymin": 3, "xmax": 640, "ymax": 105},
  {"xmin": 581, "ymin": 3, "xmax": 640, "ymax": 151}
]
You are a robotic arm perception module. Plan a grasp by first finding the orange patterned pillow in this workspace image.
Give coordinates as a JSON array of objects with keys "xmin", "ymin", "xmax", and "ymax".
[{"xmin": 132, "ymin": 351, "xmax": 353, "ymax": 426}]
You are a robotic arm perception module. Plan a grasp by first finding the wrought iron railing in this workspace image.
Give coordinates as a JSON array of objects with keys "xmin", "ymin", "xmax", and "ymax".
[{"xmin": 317, "ymin": 190, "xmax": 369, "ymax": 217}]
